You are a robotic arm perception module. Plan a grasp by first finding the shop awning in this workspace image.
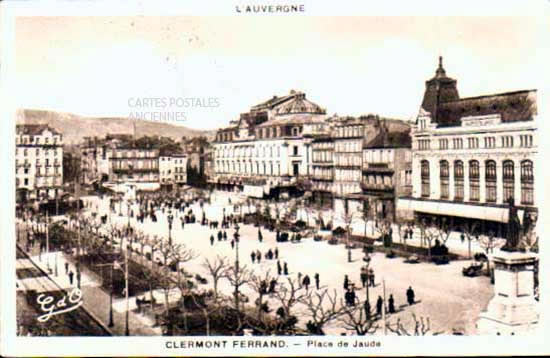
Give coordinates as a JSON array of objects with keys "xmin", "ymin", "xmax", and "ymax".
[{"xmin": 397, "ymin": 198, "xmax": 510, "ymax": 223}]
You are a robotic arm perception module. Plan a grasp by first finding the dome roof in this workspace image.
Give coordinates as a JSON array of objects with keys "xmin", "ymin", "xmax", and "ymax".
[{"xmin": 273, "ymin": 91, "xmax": 326, "ymax": 115}]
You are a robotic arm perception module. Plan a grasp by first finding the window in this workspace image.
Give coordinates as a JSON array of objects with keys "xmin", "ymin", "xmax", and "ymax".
[
  {"xmin": 440, "ymin": 160, "xmax": 449, "ymax": 199},
  {"xmin": 521, "ymin": 160, "xmax": 534, "ymax": 205},
  {"xmin": 419, "ymin": 139, "xmax": 430, "ymax": 150},
  {"xmin": 484, "ymin": 137, "xmax": 496, "ymax": 148},
  {"xmin": 421, "ymin": 160, "xmax": 430, "ymax": 197},
  {"xmin": 501, "ymin": 136, "xmax": 514, "ymax": 148},
  {"xmin": 468, "ymin": 137, "xmax": 479, "ymax": 149},
  {"xmin": 520, "ymin": 134, "xmax": 534, "ymax": 148},
  {"xmin": 486, "ymin": 160, "xmax": 497, "ymax": 202},
  {"xmin": 469, "ymin": 160, "xmax": 480, "ymax": 201},
  {"xmin": 503, "ymin": 160, "xmax": 515, "ymax": 203},
  {"xmin": 439, "ymin": 139, "xmax": 448, "ymax": 150},
  {"xmin": 454, "ymin": 160, "xmax": 464, "ymax": 201},
  {"xmin": 453, "ymin": 138, "xmax": 463, "ymax": 150},
  {"xmin": 293, "ymin": 146, "xmax": 298, "ymax": 156}
]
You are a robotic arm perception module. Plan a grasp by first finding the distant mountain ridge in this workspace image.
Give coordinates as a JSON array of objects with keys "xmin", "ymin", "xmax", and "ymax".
[{"xmin": 16, "ymin": 109, "xmax": 216, "ymax": 145}]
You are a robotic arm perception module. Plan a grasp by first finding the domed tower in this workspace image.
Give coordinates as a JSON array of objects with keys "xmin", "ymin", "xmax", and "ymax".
[{"xmin": 420, "ymin": 56, "xmax": 459, "ymax": 123}]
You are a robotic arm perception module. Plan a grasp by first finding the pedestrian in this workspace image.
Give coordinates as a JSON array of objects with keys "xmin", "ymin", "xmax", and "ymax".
[
  {"xmin": 64, "ymin": 262, "xmax": 69, "ymax": 274},
  {"xmin": 277, "ymin": 260, "xmax": 282, "ymax": 275},
  {"xmin": 269, "ymin": 278, "xmax": 277, "ymax": 293},
  {"xmin": 218, "ymin": 230, "xmax": 223, "ymax": 241},
  {"xmin": 460, "ymin": 232, "xmax": 465, "ymax": 243},
  {"xmin": 314, "ymin": 273, "xmax": 320, "ymax": 289},
  {"xmin": 345, "ymin": 290, "xmax": 352, "ymax": 306},
  {"xmin": 210, "ymin": 235, "xmax": 214, "ymax": 246},
  {"xmin": 223, "ymin": 231, "xmax": 227, "ymax": 240},
  {"xmin": 251, "ymin": 251, "xmax": 256, "ymax": 263},
  {"xmin": 349, "ymin": 289, "xmax": 356, "ymax": 306},
  {"xmin": 298, "ymin": 272, "xmax": 302, "ymax": 285},
  {"xmin": 68, "ymin": 270, "xmax": 74, "ymax": 285},
  {"xmin": 376, "ymin": 296, "xmax": 383, "ymax": 316},
  {"xmin": 406, "ymin": 286, "xmax": 415, "ymax": 305},
  {"xmin": 256, "ymin": 250, "xmax": 262, "ymax": 263},
  {"xmin": 231, "ymin": 239, "xmax": 235, "ymax": 249},
  {"xmin": 283, "ymin": 262, "xmax": 288, "ymax": 275},
  {"xmin": 388, "ymin": 294, "xmax": 396, "ymax": 314},
  {"xmin": 343, "ymin": 274, "xmax": 349, "ymax": 290},
  {"xmin": 368, "ymin": 268, "xmax": 375, "ymax": 287},
  {"xmin": 364, "ymin": 300, "xmax": 371, "ymax": 319},
  {"xmin": 303, "ymin": 275, "xmax": 311, "ymax": 290},
  {"xmin": 360, "ymin": 269, "xmax": 368, "ymax": 288},
  {"xmin": 275, "ymin": 247, "xmax": 279, "ymax": 259},
  {"xmin": 258, "ymin": 229, "xmax": 263, "ymax": 243}
]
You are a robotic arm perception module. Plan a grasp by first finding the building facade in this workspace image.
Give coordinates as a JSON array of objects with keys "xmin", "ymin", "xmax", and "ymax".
[
  {"xmin": 110, "ymin": 147, "xmax": 160, "ymax": 183},
  {"xmin": 360, "ymin": 124, "xmax": 412, "ymax": 222},
  {"xmin": 332, "ymin": 118, "xmax": 365, "ymax": 214},
  {"xmin": 211, "ymin": 90, "xmax": 327, "ymax": 199},
  {"xmin": 15, "ymin": 124, "xmax": 63, "ymax": 201},
  {"xmin": 159, "ymin": 154, "xmax": 188, "ymax": 188},
  {"xmin": 398, "ymin": 57, "xmax": 538, "ymax": 234}
]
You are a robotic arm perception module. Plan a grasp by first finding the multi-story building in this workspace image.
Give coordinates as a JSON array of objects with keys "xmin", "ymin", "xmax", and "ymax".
[
  {"xmin": 310, "ymin": 135, "xmax": 334, "ymax": 207},
  {"xmin": 159, "ymin": 154, "xmax": 188, "ymax": 189},
  {"xmin": 173, "ymin": 154, "xmax": 188, "ymax": 185},
  {"xmin": 211, "ymin": 90, "xmax": 327, "ymax": 199},
  {"xmin": 359, "ymin": 121, "xmax": 412, "ymax": 222},
  {"xmin": 397, "ymin": 57, "xmax": 538, "ymax": 234},
  {"xmin": 332, "ymin": 117, "xmax": 365, "ymax": 214},
  {"xmin": 15, "ymin": 124, "xmax": 63, "ymax": 201},
  {"xmin": 110, "ymin": 147, "xmax": 159, "ymax": 183}
]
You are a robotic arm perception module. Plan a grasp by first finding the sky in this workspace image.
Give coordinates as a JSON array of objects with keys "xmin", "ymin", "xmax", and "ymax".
[{"xmin": 14, "ymin": 16, "xmax": 548, "ymax": 130}]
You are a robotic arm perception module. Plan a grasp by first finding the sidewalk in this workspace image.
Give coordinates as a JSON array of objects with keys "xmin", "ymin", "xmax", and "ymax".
[{"xmin": 16, "ymin": 228, "xmax": 162, "ymax": 336}]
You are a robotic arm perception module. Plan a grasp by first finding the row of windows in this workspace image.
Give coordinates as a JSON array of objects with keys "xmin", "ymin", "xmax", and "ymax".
[
  {"xmin": 334, "ymin": 168, "xmax": 361, "ymax": 182},
  {"xmin": 426, "ymin": 134, "xmax": 534, "ymax": 151},
  {"xmin": 16, "ymin": 148, "xmax": 61, "ymax": 157},
  {"xmin": 111, "ymin": 151, "xmax": 157, "ymax": 158},
  {"xmin": 362, "ymin": 173, "xmax": 393, "ymax": 187},
  {"xmin": 215, "ymin": 145, "xmax": 283, "ymax": 158},
  {"xmin": 16, "ymin": 136, "xmax": 61, "ymax": 145},
  {"xmin": 312, "ymin": 142, "xmax": 333, "ymax": 150},
  {"xmin": 312, "ymin": 167, "xmax": 333, "ymax": 180},
  {"xmin": 334, "ymin": 183, "xmax": 361, "ymax": 195},
  {"xmin": 334, "ymin": 125, "xmax": 363, "ymax": 138},
  {"xmin": 421, "ymin": 159, "xmax": 534, "ymax": 204},
  {"xmin": 16, "ymin": 177, "xmax": 62, "ymax": 187},
  {"xmin": 363, "ymin": 149, "xmax": 396, "ymax": 164},
  {"xmin": 312, "ymin": 151, "xmax": 333, "ymax": 163},
  {"xmin": 334, "ymin": 153, "xmax": 362, "ymax": 167},
  {"xmin": 216, "ymin": 161, "xmax": 283, "ymax": 176},
  {"xmin": 334, "ymin": 140, "xmax": 362, "ymax": 153},
  {"xmin": 16, "ymin": 158, "xmax": 60, "ymax": 166}
]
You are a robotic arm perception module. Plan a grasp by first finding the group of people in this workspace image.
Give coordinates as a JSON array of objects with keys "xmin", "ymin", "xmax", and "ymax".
[{"xmin": 250, "ymin": 247, "xmax": 279, "ymax": 263}]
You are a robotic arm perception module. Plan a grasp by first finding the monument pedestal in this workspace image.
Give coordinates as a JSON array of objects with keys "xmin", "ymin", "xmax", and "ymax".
[{"xmin": 477, "ymin": 251, "xmax": 538, "ymax": 335}]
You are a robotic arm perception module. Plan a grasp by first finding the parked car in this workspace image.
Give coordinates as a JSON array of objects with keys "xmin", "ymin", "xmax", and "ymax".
[{"xmin": 462, "ymin": 262, "xmax": 483, "ymax": 277}]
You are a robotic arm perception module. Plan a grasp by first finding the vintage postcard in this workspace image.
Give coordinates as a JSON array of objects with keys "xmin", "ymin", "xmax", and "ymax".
[{"xmin": 1, "ymin": 0, "xmax": 549, "ymax": 356}]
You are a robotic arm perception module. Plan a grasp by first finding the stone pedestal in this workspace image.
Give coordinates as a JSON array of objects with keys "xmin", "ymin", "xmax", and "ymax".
[{"xmin": 477, "ymin": 251, "xmax": 538, "ymax": 335}]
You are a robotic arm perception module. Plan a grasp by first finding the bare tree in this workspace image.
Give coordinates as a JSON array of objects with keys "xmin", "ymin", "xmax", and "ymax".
[
  {"xmin": 300, "ymin": 288, "xmax": 345, "ymax": 335},
  {"xmin": 478, "ymin": 231, "xmax": 504, "ymax": 273},
  {"xmin": 202, "ymin": 256, "xmax": 230, "ymax": 299},
  {"xmin": 248, "ymin": 270, "xmax": 276, "ymax": 322},
  {"xmin": 338, "ymin": 300, "xmax": 379, "ymax": 335},
  {"xmin": 224, "ymin": 263, "xmax": 253, "ymax": 332},
  {"xmin": 339, "ymin": 209, "xmax": 359, "ymax": 262},
  {"xmin": 386, "ymin": 314, "xmax": 443, "ymax": 336},
  {"xmin": 461, "ymin": 221, "xmax": 479, "ymax": 259},
  {"xmin": 272, "ymin": 276, "xmax": 307, "ymax": 320}
]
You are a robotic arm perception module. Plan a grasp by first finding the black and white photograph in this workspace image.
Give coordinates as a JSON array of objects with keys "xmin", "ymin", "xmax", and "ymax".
[{"xmin": 2, "ymin": 0, "xmax": 549, "ymax": 356}]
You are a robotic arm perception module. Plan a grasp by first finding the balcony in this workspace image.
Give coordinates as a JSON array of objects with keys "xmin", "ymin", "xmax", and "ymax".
[{"xmin": 360, "ymin": 182, "xmax": 394, "ymax": 192}]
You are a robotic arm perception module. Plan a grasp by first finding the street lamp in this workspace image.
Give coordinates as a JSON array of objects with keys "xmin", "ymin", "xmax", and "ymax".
[{"xmin": 167, "ymin": 211, "xmax": 174, "ymax": 246}]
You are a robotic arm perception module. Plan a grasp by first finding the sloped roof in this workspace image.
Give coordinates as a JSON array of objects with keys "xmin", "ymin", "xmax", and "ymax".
[
  {"xmin": 436, "ymin": 89, "xmax": 537, "ymax": 127},
  {"xmin": 256, "ymin": 113, "xmax": 326, "ymax": 127},
  {"xmin": 16, "ymin": 124, "xmax": 61, "ymax": 136}
]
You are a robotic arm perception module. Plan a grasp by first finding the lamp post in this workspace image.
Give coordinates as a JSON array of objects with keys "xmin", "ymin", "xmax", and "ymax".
[
  {"xmin": 234, "ymin": 223, "xmax": 240, "ymax": 311},
  {"xmin": 363, "ymin": 254, "xmax": 371, "ymax": 306},
  {"xmin": 167, "ymin": 211, "xmax": 174, "ymax": 246}
]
